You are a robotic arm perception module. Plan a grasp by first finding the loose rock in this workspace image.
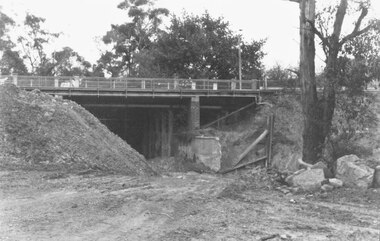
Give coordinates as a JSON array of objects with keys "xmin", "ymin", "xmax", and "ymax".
[
  {"xmin": 321, "ymin": 184, "xmax": 334, "ymax": 192},
  {"xmin": 329, "ymin": 178, "xmax": 343, "ymax": 188},
  {"xmin": 336, "ymin": 155, "xmax": 374, "ymax": 189},
  {"xmin": 290, "ymin": 169, "xmax": 325, "ymax": 192}
]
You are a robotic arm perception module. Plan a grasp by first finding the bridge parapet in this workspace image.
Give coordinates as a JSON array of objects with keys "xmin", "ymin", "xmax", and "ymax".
[{"xmin": 2, "ymin": 75, "xmax": 262, "ymax": 91}]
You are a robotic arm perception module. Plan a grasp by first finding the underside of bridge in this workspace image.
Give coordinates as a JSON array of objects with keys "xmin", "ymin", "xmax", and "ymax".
[{"xmin": 65, "ymin": 95, "xmax": 257, "ymax": 159}]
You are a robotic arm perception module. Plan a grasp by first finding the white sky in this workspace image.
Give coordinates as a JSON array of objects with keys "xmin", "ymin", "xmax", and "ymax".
[{"xmin": 0, "ymin": 0, "xmax": 379, "ymax": 71}]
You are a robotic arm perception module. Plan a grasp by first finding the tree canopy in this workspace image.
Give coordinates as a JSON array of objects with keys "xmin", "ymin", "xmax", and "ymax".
[{"xmin": 100, "ymin": 9, "xmax": 265, "ymax": 79}]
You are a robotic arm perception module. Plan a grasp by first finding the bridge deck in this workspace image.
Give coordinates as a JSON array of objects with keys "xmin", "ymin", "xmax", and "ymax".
[{"xmin": 2, "ymin": 75, "xmax": 281, "ymax": 98}]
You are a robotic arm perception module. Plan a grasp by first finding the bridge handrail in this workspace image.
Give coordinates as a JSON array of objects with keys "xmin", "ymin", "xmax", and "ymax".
[
  {"xmin": 1, "ymin": 75, "xmax": 313, "ymax": 91},
  {"xmin": 1, "ymin": 75, "xmax": 271, "ymax": 91}
]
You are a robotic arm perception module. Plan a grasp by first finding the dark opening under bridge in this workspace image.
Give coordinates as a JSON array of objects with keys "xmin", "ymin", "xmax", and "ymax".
[{"xmin": 3, "ymin": 75, "xmax": 282, "ymax": 158}]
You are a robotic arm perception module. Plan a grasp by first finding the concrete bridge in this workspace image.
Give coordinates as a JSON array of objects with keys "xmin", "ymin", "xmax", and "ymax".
[{"xmin": 3, "ymin": 75, "xmax": 281, "ymax": 158}]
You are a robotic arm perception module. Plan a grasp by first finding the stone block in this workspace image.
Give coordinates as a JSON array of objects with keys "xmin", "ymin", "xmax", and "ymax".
[
  {"xmin": 191, "ymin": 136, "xmax": 222, "ymax": 172},
  {"xmin": 291, "ymin": 168, "xmax": 325, "ymax": 192},
  {"xmin": 336, "ymin": 155, "xmax": 374, "ymax": 189}
]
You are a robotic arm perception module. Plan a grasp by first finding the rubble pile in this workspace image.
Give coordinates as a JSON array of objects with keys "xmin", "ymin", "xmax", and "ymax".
[
  {"xmin": 0, "ymin": 84, "xmax": 155, "ymax": 175},
  {"xmin": 278, "ymin": 154, "xmax": 376, "ymax": 194}
]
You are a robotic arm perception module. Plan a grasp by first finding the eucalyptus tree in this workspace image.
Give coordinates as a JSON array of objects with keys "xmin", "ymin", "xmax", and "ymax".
[
  {"xmin": 17, "ymin": 13, "xmax": 60, "ymax": 75},
  {"xmin": 135, "ymin": 12, "xmax": 265, "ymax": 79},
  {"xmin": 287, "ymin": 0, "xmax": 379, "ymax": 164},
  {"xmin": 0, "ymin": 9, "xmax": 27, "ymax": 75},
  {"xmin": 98, "ymin": 0, "xmax": 169, "ymax": 77}
]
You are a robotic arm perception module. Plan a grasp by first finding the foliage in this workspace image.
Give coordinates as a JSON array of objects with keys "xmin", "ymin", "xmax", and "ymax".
[
  {"xmin": 50, "ymin": 47, "xmax": 92, "ymax": 76},
  {"xmin": 98, "ymin": 0, "xmax": 169, "ymax": 77},
  {"xmin": 331, "ymin": 92, "xmax": 377, "ymax": 158},
  {"xmin": 328, "ymin": 18, "xmax": 380, "ymax": 158},
  {"xmin": 0, "ymin": 9, "xmax": 27, "ymax": 75},
  {"xmin": 265, "ymin": 64, "xmax": 299, "ymax": 89},
  {"xmin": 17, "ymin": 13, "xmax": 60, "ymax": 75},
  {"xmin": 341, "ymin": 27, "xmax": 380, "ymax": 91},
  {"xmin": 332, "ymin": 93, "xmax": 376, "ymax": 140},
  {"xmin": 0, "ymin": 10, "xmax": 92, "ymax": 77},
  {"xmin": 135, "ymin": 12, "xmax": 265, "ymax": 79},
  {"xmin": 0, "ymin": 9, "xmax": 15, "ymax": 51},
  {"xmin": 0, "ymin": 50, "xmax": 28, "ymax": 75}
]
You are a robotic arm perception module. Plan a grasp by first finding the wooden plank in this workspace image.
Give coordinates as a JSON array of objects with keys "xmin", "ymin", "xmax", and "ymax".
[
  {"xmin": 267, "ymin": 115, "xmax": 275, "ymax": 167},
  {"xmin": 234, "ymin": 129, "xmax": 268, "ymax": 167},
  {"xmin": 265, "ymin": 115, "xmax": 275, "ymax": 167},
  {"xmin": 201, "ymin": 101, "xmax": 256, "ymax": 129},
  {"xmin": 219, "ymin": 156, "xmax": 267, "ymax": 174}
]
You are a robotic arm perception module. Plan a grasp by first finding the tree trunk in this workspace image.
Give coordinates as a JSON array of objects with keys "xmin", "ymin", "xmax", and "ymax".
[
  {"xmin": 299, "ymin": 0, "xmax": 324, "ymax": 164},
  {"xmin": 321, "ymin": 52, "xmax": 338, "ymax": 165}
]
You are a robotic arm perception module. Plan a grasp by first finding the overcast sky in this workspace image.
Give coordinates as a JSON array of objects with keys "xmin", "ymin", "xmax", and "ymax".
[{"xmin": 1, "ymin": 0, "xmax": 379, "ymax": 71}]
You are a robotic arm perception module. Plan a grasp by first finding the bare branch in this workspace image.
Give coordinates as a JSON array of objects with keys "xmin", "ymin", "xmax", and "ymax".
[
  {"xmin": 332, "ymin": 0, "xmax": 348, "ymax": 42},
  {"xmin": 286, "ymin": 68, "xmax": 299, "ymax": 76},
  {"xmin": 306, "ymin": 19, "xmax": 330, "ymax": 48},
  {"xmin": 288, "ymin": 0, "xmax": 300, "ymax": 3},
  {"xmin": 341, "ymin": 24, "xmax": 373, "ymax": 45},
  {"xmin": 340, "ymin": 6, "xmax": 372, "ymax": 45}
]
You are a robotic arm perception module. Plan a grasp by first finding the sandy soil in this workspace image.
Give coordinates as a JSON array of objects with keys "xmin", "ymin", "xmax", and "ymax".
[{"xmin": 0, "ymin": 170, "xmax": 379, "ymax": 241}]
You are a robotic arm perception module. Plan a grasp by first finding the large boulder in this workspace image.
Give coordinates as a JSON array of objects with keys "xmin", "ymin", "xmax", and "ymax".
[
  {"xmin": 336, "ymin": 155, "xmax": 374, "ymax": 189},
  {"xmin": 287, "ymin": 168, "xmax": 325, "ymax": 192}
]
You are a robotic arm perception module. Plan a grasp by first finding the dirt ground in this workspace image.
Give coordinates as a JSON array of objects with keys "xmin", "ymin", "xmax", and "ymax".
[{"xmin": 1, "ymin": 169, "xmax": 379, "ymax": 241}]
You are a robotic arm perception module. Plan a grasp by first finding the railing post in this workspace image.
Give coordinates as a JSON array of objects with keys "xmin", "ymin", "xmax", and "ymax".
[
  {"xmin": 142, "ymin": 80, "xmax": 146, "ymax": 89},
  {"xmin": 12, "ymin": 74, "xmax": 18, "ymax": 86},
  {"xmin": 264, "ymin": 77, "xmax": 268, "ymax": 90},
  {"xmin": 231, "ymin": 80, "xmax": 236, "ymax": 90},
  {"xmin": 252, "ymin": 79, "xmax": 258, "ymax": 90}
]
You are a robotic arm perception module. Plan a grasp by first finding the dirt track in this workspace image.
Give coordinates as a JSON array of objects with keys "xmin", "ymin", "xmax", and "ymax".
[{"xmin": 1, "ymin": 170, "xmax": 379, "ymax": 241}]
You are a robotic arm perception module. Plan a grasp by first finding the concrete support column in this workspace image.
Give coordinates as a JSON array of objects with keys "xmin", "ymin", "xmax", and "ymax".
[{"xmin": 189, "ymin": 96, "xmax": 200, "ymax": 130}]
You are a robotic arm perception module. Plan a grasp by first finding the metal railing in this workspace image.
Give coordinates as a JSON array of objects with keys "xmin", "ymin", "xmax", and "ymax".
[{"xmin": 0, "ymin": 75, "xmax": 270, "ymax": 92}]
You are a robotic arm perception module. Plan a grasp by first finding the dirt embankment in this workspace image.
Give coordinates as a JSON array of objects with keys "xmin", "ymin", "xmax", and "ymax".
[
  {"xmin": 0, "ymin": 84, "xmax": 155, "ymax": 176},
  {"xmin": 204, "ymin": 94, "xmax": 303, "ymax": 173}
]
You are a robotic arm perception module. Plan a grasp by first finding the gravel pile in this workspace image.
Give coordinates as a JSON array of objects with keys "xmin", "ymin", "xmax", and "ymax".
[{"xmin": 0, "ymin": 84, "xmax": 155, "ymax": 175}]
